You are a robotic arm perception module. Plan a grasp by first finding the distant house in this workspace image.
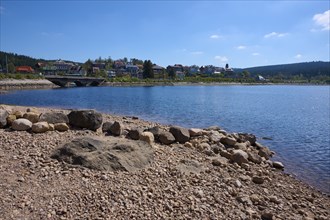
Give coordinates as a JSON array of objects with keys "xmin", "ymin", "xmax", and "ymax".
[
  {"xmin": 258, "ymin": 75, "xmax": 266, "ymax": 81},
  {"xmin": 188, "ymin": 65, "xmax": 200, "ymax": 75},
  {"xmin": 16, "ymin": 66, "xmax": 35, "ymax": 73},
  {"xmin": 152, "ymin": 65, "xmax": 165, "ymax": 74},
  {"xmin": 125, "ymin": 64, "xmax": 139, "ymax": 77},
  {"xmin": 167, "ymin": 64, "xmax": 185, "ymax": 79},
  {"xmin": 53, "ymin": 60, "xmax": 74, "ymax": 72}
]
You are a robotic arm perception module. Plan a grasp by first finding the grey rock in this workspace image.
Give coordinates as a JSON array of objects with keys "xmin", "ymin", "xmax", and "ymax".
[
  {"xmin": 158, "ymin": 131, "xmax": 176, "ymax": 145},
  {"xmin": 258, "ymin": 146, "xmax": 273, "ymax": 159},
  {"xmin": 238, "ymin": 133, "xmax": 257, "ymax": 145},
  {"xmin": 68, "ymin": 110, "xmax": 102, "ymax": 131},
  {"xmin": 261, "ymin": 212, "xmax": 273, "ymax": 220},
  {"xmin": 272, "ymin": 161, "xmax": 284, "ymax": 169},
  {"xmin": 6, "ymin": 114, "xmax": 16, "ymax": 126},
  {"xmin": 51, "ymin": 136, "xmax": 154, "ymax": 172},
  {"xmin": 102, "ymin": 121, "xmax": 113, "ymax": 133},
  {"xmin": 176, "ymin": 159, "xmax": 204, "ymax": 175},
  {"xmin": 0, "ymin": 109, "xmax": 9, "ymax": 128},
  {"xmin": 39, "ymin": 112, "xmax": 69, "ymax": 124},
  {"xmin": 231, "ymin": 150, "xmax": 249, "ymax": 165},
  {"xmin": 209, "ymin": 131, "xmax": 224, "ymax": 143},
  {"xmin": 169, "ymin": 126, "xmax": 190, "ymax": 143},
  {"xmin": 252, "ymin": 176, "xmax": 265, "ymax": 184},
  {"xmin": 220, "ymin": 149, "xmax": 232, "ymax": 160},
  {"xmin": 248, "ymin": 152, "xmax": 262, "ymax": 164},
  {"xmin": 147, "ymin": 126, "xmax": 163, "ymax": 141},
  {"xmin": 128, "ymin": 128, "xmax": 143, "ymax": 140},
  {"xmin": 234, "ymin": 142, "xmax": 248, "ymax": 150},
  {"xmin": 188, "ymin": 128, "xmax": 204, "ymax": 137},
  {"xmin": 220, "ymin": 136, "xmax": 237, "ymax": 147},
  {"xmin": 11, "ymin": 118, "xmax": 33, "ymax": 131},
  {"xmin": 211, "ymin": 157, "xmax": 228, "ymax": 166},
  {"xmin": 206, "ymin": 125, "xmax": 221, "ymax": 131},
  {"xmin": 109, "ymin": 121, "xmax": 122, "ymax": 136}
]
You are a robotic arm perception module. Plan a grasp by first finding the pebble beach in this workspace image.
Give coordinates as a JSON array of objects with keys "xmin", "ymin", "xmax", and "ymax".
[{"xmin": 0, "ymin": 104, "xmax": 329, "ymax": 219}]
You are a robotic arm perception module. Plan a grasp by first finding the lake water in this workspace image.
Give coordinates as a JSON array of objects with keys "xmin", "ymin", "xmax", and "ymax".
[{"xmin": 1, "ymin": 85, "xmax": 329, "ymax": 194}]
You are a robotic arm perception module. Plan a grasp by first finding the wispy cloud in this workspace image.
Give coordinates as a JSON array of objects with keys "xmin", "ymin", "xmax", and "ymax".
[
  {"xmin": 252, "ymin": 52, "xmax": 260, "ymax": 56},
  {"xmin": 190, "ymin": 51, "xmax": 204, "ymax": 55},
  {"xmin": 210, "ymin": 34, "xmax": 221, "ymax": 39},
  {"xmin": 313, "ymin": 10, "xmax": 330, "ymax": 31},
  {"xmin": 236, "ymin": 45, "xmax": 247, "ymax": 50},
  {"xmin": 294, "ymin": 54, "xmax": 302, "ymax": 59},
  {"xmin": 214, "ymin": 55, "xmax": 228, "ymax": 63},
  {"xmin": 264, "ymin": 32, "xmax": 288, "ymax": 38},
  {"xmin": 0, "ymin": 6, "xmax": 4, "ymax": 14}
]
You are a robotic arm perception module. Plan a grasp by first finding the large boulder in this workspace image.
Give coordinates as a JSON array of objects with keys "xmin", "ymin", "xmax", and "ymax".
[
  {"xmin": 231, "ymin": 150, "xmax": 249, "ymax": 165},
  {"xmin": 68, "ymin": 110, "xmax": 102, "ymax": 131},
  {"xmin": 248, "ymin": 152, "xmax": 262, "ymax": 164},
  {"xmin": 11, "ymin": 118, "xmax": 33, "ymax": 131},
  {"xmin": 147, "ymin": 126, "xmax": 163, "ymax": 141},
  {"xmin": 102, "ymin": 122, "xmax": 113, "ymax": 133},
  {"xmin": 0, "ymin": 109, "xmax": 9, "ymax": 128},
  {"xmin": 51, "ymin": 136, "xmax": 154, "ymax": 172},
  {"xmin": 189, "ymin": 128, "xmax": 204, "ymax": 137},
  {"xmin": 169, "ymin": 126, "xmax": 190, "ymax": 143},
  {"xmin": 158, "ymin": 131, "xmax": 176, "ymax": 145},
  {"xmin": 32, "ymin": 122, "xmax": 50, "ymax": 133},
  {"xmin": 39, "ymin": 112, "xmax": 69, "ymax": 124},
  {"xmin": 23, "ymin": 112, "xmax": 40, "ymax": 123}
]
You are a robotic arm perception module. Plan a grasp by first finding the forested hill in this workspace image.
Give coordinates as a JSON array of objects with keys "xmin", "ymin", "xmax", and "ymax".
[
  {"xmin": 242, "ymin": 61, "xmax": 330, "ymax": 79},
  {"xmin": 0, "ymin": 51, "xmax": 77, "ymax": 68},
  {"xmin": 0, "ymin": 51, "xmax": 48, "ymax": 68}
]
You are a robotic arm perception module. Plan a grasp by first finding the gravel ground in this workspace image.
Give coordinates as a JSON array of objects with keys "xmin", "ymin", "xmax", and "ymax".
[{"xmin": 0, "ymin": 106, "xmax": 329, "ymax": 220}]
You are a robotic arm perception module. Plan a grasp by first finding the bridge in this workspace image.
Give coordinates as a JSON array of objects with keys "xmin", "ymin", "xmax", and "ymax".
[{"xmin": 45, "ymin": 76, "xmax": 105, "ymax": 87}]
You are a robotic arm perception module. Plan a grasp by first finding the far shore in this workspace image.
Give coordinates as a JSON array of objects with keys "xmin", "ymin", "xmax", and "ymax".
[{"xmin": 0, "ymin": 78, "xmax": 328, "ymax": 92}]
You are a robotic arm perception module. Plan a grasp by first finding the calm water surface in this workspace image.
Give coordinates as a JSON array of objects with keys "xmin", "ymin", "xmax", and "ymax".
[{"xmin": 1, "ymin": 85, "xmax": 329, "ymax": 193}]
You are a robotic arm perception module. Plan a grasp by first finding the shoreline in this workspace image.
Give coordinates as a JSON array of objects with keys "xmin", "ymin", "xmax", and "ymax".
[
  {"xmin": 1, "ymin": 79, "xmax": 328, "ymax": 92},
  {"xmin": 0, "ymin": 104, "xmax": 329, "ymax": 219}
]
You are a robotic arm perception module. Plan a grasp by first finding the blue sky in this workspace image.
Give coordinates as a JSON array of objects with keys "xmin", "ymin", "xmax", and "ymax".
[{"xmin": 0, "ymin": 1, "xmax": 329, "ymax": 68}]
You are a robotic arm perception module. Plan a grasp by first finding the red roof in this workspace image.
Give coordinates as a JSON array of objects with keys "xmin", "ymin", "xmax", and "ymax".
[{"xmin": 16, "ymin": 66, "xmax": 35, "ymax": 73}]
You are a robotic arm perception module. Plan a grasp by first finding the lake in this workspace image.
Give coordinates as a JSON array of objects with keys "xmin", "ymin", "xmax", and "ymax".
[{"xmin": 1, "ymin": 85, "xmax": 329, "ymax": 194}]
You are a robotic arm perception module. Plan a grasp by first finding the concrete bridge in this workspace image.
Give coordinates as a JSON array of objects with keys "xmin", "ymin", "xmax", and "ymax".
[{"xmin": 45, "ymin": 76, "xmax": 105, "ymax": 87}]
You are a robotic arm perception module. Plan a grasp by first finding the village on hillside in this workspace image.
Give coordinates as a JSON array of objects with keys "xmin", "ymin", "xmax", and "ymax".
[{"xmin": 1, "ymin": 58, "xmax": 237, "ymax": 80}]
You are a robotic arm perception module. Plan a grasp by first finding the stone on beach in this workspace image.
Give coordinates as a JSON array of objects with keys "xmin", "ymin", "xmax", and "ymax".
[
  {"xmin": 109, "ymin": 121, "xmax": 123, "ymax": 136},
  {"xmin": 23, "ymin": 112, "xmax": 40, "ymax": 123},
  {"xmin": 231, "ymin": 149, "xmax": 249, "ymax": 165},
  {"xmin": 158, "ymin": 131, "xmax": 176, "ymax": 145},
  {"xmin": 32, "ymin": 121, "xmax": 50, "ymax": 133},
  {"xmin": 139, "ymin": 132, "xmax": 154, "ymax": 144},
  {"xmin": 220, "ymin": 136, "xmax": 237, "ymax": 147},
  {"xmin": 68, "ymin": 110, "xmax": 102, "ymax": 131},
  {"xmin": 51, "ymin": 136, "xmax": 154, "ymax": 172},
  {"xmin": 0, "ymin": 109, "xmax": 9, "ymax": 128},
  {"xmin": 169, "ymin": 126, "xmax": 190, "ymax": 143},
  {"xmin": 6, "ymin": 114, "xmax": 16, "ymax": 126},
  {"xmin": 128, "ymin": 128, "xmax": 143, "ymax": 140},
  {"xmin": 39, "ymin": 112, "xmax": 69, "ymax": 124},
  {"xmin": 11, "ymin": 118, "xmax": 33, "ymax": 131},
  {"xmin": 272, "ymin": 161, "xmax": 284, "ymax": 169},
  {"xmin": 54, "ymin": 123, "xmax": 69, "ymax": 132}
]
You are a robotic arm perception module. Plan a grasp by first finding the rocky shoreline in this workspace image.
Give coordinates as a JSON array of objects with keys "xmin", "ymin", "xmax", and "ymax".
[{"xmin": 0, "ymin": 104, "xmax": 329, "ymax": 219}]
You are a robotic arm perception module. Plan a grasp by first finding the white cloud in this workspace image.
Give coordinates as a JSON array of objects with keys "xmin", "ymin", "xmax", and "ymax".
[
  {"xmin": 313, "ymin": 10, "xmax": 330, "ymax": 31},
  {"xmin": 190, "ymin": 51, "xmax": 204, "ymax": 55},
  {"xmin": 210, "ymin": 34, "xmax": 221, "ymax": 39},
  {"xmin": 214, "ymin": 56, "xmax": 228, "ymax": 62},
  {"xmin": 294, "ymin": 54, "xmax": 302, "ymax": 59},
  {"xmin": 252, "ymin": 52, "xmax": 260, "ymax": 56},
  {"xmin": 236, "ymin": 45, "xmax": 246, "ymax": 50},
  {"xmin": 264, "ymin": 32, "xmax": 288, "ymax": 38}
]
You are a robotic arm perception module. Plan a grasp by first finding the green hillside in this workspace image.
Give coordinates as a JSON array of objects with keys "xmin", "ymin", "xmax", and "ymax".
[{"xmin": 242, "ymin": 61, "xmax": 330, "ymax": 80}]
